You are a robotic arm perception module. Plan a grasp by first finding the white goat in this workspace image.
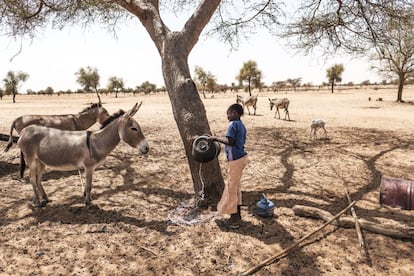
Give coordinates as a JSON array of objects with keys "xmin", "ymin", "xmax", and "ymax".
[{"xmin": 310, "ymin": 119, "xmax": 328, "ymax": 139}]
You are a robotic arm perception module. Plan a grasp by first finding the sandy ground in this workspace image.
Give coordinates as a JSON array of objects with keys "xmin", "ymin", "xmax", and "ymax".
[{"xmin": 0, "ymin": 87, "xmax": 413, "ymax": 275}]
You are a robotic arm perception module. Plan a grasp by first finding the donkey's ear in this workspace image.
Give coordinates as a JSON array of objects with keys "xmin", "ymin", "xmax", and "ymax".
[{"xmin": 125, "ymin": 102, "xmax": 142, "ymax": 118}]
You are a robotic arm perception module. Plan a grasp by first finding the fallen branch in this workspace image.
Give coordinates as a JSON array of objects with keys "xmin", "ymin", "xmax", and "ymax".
[
  {"xmin": 329, "ymin": 163, "xmax": 366, "ymax": 248},
  {"xmin": 343, "ymin": 184, "xmax": 365, "ymax": 247},
  {"xmin": 293, "ymin": 205, "xmax": 414, "ymax": 240},
  {"xmin": 239, "ymin": 201, "xmax": 356, "ymax": 276}
]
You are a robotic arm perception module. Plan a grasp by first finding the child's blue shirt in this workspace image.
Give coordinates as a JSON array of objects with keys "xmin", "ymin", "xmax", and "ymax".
[{"xmin": 225, "ymin": 119, "xmax": 247, "ymax": 161}]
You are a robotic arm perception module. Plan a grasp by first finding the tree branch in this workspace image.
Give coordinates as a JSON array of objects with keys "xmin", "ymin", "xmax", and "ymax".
[
  {"xmin": 25, "ymin": 0, "xmax": 44, "ymax": 19},
  {"xmin": 114, "ymin": 0, "xmax": 169, "ymax": 54},
  {"xmin": 181, "ymin": 0, "xmax": 221, "ymax": 53}
]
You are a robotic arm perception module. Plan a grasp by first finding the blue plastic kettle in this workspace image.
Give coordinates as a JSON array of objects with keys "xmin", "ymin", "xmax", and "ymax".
[{"xmin": 256, "ymin": 194, "xmax": 275, "ymax": 217}]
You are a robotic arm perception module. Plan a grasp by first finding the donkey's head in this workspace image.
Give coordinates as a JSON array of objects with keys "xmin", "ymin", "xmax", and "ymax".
[
  {"xmin": 268, "ymin": 98, "xmax": 275, "ymax": 110},
  {"xmin": 119, "ymin": 102, "xmax": 149, "ymax": 154}
]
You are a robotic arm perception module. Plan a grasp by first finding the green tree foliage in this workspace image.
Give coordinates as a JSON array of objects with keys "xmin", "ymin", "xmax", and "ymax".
[
  {"xmin": 326, "ymin": 64, "xmax": 344, "ymax": 93},
  {"xmin": 75, "ymin": 66, "xmax": 101, "ymax": 103},
  {"xmin": 206, "ymin": 75, "xmax": 217, "ymax": 93},
  {"xmin": 2, "ymin": 70, "xmax": 29, "ymax": 103},
  {"xmin": 237, "ymin": 60, "xmax": 262, "ymax": 96},
  {"xmin": 194, "ymin": 66, "xmax": 216, "ymax": 98},
  {"xmin": 139, "ymin": 81, "xmax": 156, "ymax": 94},
  {"xmin": 194, "ymin": 66, "xmax": 208, "ymax": 99},
  {"xmin": 107, "ymin": 76, "xmax": 125, "ymax": 98},
  {"xmin": 45, "ymin": 86, "xmax": 54, "ymax": 95}
]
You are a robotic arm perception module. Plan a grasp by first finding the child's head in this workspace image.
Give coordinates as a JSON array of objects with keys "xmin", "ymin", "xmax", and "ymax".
[{"xmin": 227, "ymin": 104, "xmax": 244, "ymax": 121}]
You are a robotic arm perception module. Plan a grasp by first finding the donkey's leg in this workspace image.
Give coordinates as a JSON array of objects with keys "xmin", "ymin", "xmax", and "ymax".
[
  {"xmin": 285, "ymin": 109, "xmax": 290, "ymax": 121},
  {"xmin": 84, "ymin": 168, "xmax": 94, "ymax": 206},
  {"xmin": 35, "ymin": 163, "xmax": 48, "ymax": 207},
  {"xmin": 246, "ymin": 106, "xmax": 251, "ymax": 115},
  {"xmin": 276, "ymin": 108, "xmax": 281, "ymax": 119},
  {"xmin": 29, "ymin": 162, "xmax": 41, "ymax": 207}
]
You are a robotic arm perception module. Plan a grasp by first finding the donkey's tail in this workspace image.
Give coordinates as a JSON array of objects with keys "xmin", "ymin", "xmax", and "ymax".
[
  {"xmin": 20, "ymin": 151, "xmax": 26, "ymax": 178},
  {"xmin": 4, "ymin": 121, "xmax": 16, "ymax": 152}
]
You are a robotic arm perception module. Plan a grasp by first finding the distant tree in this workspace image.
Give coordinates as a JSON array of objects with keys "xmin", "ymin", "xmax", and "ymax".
[
  {"xmin": 286, "ymin": 78, "xmax": 302, "ymax": 92},
  {"xmin": 194, "ymin": 66, "xmax": 217, "ymax": 97},
  {"xmin": 2, "ymin": 70, "xmax": 29, "ymax": 103},
  {"xmin": 206, "ymin": 74, "xmax": 217, "ymax": 93},
  {"xmin": 271, "ymin": 81, "xmax": 287, "ymax": 92},
  {"xmin": 369, "ymin": 13, "xmax": 414, "ymax": 102},
  {"xmin": 360, "ymin": 80, "xmax": 371, "ymax": 86},
  {"xmin": 139, "ymin": 81, "xmax": 156, "ymax": 94},
  {"xmin": 237, "ymin": 60, "xmax": 262, "ymax": 96},
  {"xmin": 75, "ymin": 67, "xmax": 101, "ymax": 103},
  {"xmin": 194, "ymin": 66, "xmax": 208, "ymax": 99},
  {"xmin": 45, "ymin": 86, "xmax": 54, "ymax": 95},
  {"xmin": 107, "ymin": 76, "xmax": 125, "ymax": 98},
  {"xmin": 326, "ymin": 64, "xmax": 344, "ymax": 93}
]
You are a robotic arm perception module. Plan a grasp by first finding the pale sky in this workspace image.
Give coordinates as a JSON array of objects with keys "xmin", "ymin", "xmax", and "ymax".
[{"xmin": 0, "ymin": 8, "xmax": 382, "ymax": 92}]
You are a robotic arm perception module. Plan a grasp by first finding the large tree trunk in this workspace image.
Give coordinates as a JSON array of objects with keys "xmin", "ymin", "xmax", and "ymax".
[
  {"xmin": 160, "ymin": 33, "xmax": 224, "ymax": 207},
  {"xmin": 121, "ymin": 0, "xmax": 224, "ymax": 207}
]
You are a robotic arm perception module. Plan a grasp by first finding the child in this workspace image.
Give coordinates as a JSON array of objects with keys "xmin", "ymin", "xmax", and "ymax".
[{"xmin": 208, "ymin": 103, "xmax": 248, "ymax": 229}]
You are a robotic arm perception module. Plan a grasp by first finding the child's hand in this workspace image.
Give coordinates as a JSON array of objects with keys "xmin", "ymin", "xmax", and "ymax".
[{"xmin": 207, "ymin": 136, "xmax": 216, "ymax": 142}]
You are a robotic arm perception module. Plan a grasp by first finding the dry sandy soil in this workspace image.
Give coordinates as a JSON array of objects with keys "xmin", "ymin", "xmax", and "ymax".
[{"xmin": 0, "ymin": 87, "xmax": 413, "ymax": 275}]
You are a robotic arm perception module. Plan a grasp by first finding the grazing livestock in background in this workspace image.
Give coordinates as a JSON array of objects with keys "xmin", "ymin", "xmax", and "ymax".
[
  {"xmin": 17, "ymin": 102, "xmax": 149, "ymax": 208},
  {"xmin": 268, "ymin": 98, "xmax": 290, "ymax": 120},
  {"xmin": 310, "ymin": 119, "xmax": 328, "ymax": 139},
  {"xmin": 236, "ymin": 95, "xmax": 258, "ymax": 115},
  {"xmin": 4, "ymin": 103, "xmax": 110, "ymax": 152}
]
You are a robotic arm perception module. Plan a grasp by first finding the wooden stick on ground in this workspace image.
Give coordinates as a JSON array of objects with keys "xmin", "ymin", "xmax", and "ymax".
[
  {"xmin": 293, "ymin": 205, "xmax": 414, "ymax": 239},
  {"xmin": 343, "ymin": 183, "xmax": 365, "ymax": 247},
  {"xmin": 239, "ymin": 201, "xmax": 356, "ymax": 276},
  {"xmin": 330, "ymin": 165, "xmax": 365, "ymax": 247}
]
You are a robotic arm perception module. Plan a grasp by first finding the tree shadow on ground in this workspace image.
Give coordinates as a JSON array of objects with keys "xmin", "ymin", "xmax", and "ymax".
[{"xmin": 28, "ymin": 203, "xmax": 173, "ymax": 236}]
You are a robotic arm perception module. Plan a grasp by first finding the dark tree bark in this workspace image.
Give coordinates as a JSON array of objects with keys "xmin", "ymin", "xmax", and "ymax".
[
  {"xmin": 160, "ymin": 33, "xmax": 224, "ymax": 206},
  {"xmin": 397, "ymin": 75, "xmax": 405, "ymax": 102},
  {"xmin": 119, "ymin": 0, "xmax": 225, "ymax": 206}
]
